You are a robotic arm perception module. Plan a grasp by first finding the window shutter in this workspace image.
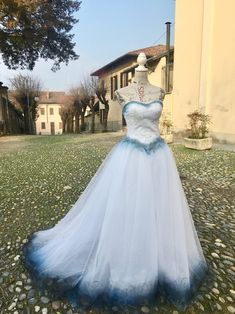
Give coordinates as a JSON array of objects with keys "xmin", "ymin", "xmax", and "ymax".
[
  {"xmin": 111, "ymin": 77, "xmax": 113, "ymax": 99},
  {"xmin": 120, "ymin": 73, "xmax": 123, "ymax": 88},
  {"xmin": 114, "ymin": 75, "xmax": 118, "ymax": 91}
]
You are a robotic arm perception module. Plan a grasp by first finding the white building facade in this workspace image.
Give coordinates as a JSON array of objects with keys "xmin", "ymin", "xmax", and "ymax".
[
  {"xmin": 35, "ymin": 91, "xmax": 67, "ymax": 135},
  {"xmin": 36, "ymin": 103, "xmax": 63, "ymax": 135}
]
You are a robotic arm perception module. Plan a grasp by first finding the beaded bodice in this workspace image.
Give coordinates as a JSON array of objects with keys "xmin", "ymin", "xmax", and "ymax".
[{"xmin": 122, "ymin": 100, "xmax": 163, "ymax": 144}]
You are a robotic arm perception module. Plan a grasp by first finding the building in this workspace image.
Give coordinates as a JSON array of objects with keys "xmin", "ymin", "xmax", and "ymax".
[
  {"xmin": 0, "ymin": 83, "xmax": 24, "ymax": 135},
  {"xmin": 90, "ymin": 44, "xmax": 174, "ymax": 132},
  {"xmin": 91, "ymin": 3, "xmax": 235, "ymax": 144},
  {"xmin": 173, "ymin": 0, "xmax": 235, "ymax": 143},
  {"xmin": 36, "ymin": 91, "xmax": 67, "ymax": 135}
]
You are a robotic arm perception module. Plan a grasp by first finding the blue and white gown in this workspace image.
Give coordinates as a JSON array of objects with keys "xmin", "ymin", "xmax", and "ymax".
[{"xmin": 22, "ymin": 98, "xmax": 209, "ymax": 311}]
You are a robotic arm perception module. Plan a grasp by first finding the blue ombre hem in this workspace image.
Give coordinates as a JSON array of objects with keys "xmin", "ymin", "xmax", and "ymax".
[
  {"xmin": 119, "ymin": 136, "xmax": 167, "ymax": 155},
  {"xmin": 22, "ymin": 233, "xmax": 213, "ymax": 311}
]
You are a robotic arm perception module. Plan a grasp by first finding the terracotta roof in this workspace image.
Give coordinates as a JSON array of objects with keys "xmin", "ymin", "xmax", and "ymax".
[
  {"xmin": 128, "ymin": 44, "xmax": 169, "ymax": 57},
  {"xmin": 90, "ymin": 44, "xmax": 174, "ymax": 76},
  {"xmin": 39, "ymin": 91, "xmax": 69, "ymax": 104},
  {"xmin": 8, "ymin": 90, "xmax": 69, "ymax": 104}
]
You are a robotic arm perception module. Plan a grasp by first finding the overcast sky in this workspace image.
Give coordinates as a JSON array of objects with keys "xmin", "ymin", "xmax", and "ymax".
[{"xmin": 0, "ymin": 0, "xmax": 175, "ymax": 92}]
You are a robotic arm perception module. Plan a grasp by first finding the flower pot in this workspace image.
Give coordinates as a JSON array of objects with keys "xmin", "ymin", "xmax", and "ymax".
[
  {"xmin": 161, "ymin": 133, "xmax": 173, "ymax": 143},
  {"xmin": 184, "ymin": 137, "xmax": 213, "ymax": 150}
]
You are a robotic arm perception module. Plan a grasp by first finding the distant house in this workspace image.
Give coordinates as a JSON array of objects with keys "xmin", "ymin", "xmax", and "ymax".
[
  {"xmin": 90, "ymin": 44, "xmax": 174, "ymax": 131},
  {"xmin": 36, "ymin": 91, "xmax": 67, "ymax": 135}
]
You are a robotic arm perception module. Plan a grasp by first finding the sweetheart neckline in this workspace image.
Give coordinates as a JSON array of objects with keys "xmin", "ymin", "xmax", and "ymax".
[{"xmin": 122, "ymin": 99, "xmax": 163, "ymax": 113}]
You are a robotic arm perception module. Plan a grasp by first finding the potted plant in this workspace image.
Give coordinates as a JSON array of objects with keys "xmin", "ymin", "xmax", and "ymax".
[
  {"xmin": 160, "ymin": 113, "xmax": 173, "ymax": 143},
  {"xmin": 184, "ymin": 109, "xmax": 213, "ymax": 150}
]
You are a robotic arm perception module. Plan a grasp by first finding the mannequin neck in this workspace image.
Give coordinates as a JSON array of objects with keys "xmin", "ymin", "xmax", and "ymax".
[{"xmin": 133, "ymin": 70, "xmax": 150, "ymax": 86}]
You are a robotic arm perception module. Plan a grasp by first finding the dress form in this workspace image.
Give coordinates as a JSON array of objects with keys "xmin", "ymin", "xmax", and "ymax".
[{"xmin": 115, "ymin": 53, "xmax": 166, "ymax": 109}]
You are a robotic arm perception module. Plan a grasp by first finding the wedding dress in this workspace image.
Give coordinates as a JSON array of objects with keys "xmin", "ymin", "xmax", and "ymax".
[{"xmin": 22, "ymin": 98, "xmax": 209, "ymax": 311}]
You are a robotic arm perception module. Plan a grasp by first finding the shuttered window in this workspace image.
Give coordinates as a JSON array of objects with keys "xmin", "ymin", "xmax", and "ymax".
[{"xmin": 110, "ymin": 75, "xmax": 118, "ymax": 99}]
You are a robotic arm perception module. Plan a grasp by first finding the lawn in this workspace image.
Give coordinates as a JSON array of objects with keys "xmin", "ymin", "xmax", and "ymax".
[{"xmin": 0, "ymin": 133, "xmax": 235, "ymax": 314}]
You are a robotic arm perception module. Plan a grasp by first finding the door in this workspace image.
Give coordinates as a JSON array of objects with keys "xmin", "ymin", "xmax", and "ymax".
[{"xmin": 50, "ymin": 122, "xmax": 55, "ymax": 135}]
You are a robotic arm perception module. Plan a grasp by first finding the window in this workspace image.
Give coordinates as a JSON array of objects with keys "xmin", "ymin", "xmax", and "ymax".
[
  {"xmin": 110, "ymin": 75, "xmax": 118, "ymax": 100},
  {"xmin": 49, "ymin": 108, "xmax": 54, "ymax": 115},
  {"xmin": 120, "ymin": 72, "xmax": 128, "ymax": 88},
  {"xmin": 161, "ymin": 63, "xmax": 173, "ymax": 93},
  {"xmin": 59, "ymin": 122, "xmax": 62, "ymax": 129},
  {"xmin": 40, "ymin": 108, "xmax": 45, "ymax": 115},
  {"xmin": 58, "ymin": 108, "xmax": 61, "ymax": 115},
  {"xmin": 41, "ymin": 122, "xmax": 46, "ymax": 129}
]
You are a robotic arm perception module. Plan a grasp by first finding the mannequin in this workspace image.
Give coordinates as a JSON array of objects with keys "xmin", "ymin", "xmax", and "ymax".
[{"xmin": 115, "ymin": 52, "xmax": 166, "ymax": 109}]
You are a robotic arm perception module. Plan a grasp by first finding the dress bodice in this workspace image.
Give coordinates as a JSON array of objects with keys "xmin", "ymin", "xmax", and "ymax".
[{"xmin": 122, "ymin": 100, "xmax": 163, "ymax": 144}]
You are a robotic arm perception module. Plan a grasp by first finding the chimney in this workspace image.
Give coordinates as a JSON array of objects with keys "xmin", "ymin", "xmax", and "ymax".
[
  {"xmin": 165, "ymin": 22, "xmax": 171, "ymax": 52},
  {"xmin": 165, "ymin": 22, "xmax": 171, "ymax": 92}
]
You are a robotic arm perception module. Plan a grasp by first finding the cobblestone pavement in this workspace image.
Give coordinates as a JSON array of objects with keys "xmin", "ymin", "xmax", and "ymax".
[{"xmin": 0, "ymin": 134, "xmax": 234, "ymax": 314}]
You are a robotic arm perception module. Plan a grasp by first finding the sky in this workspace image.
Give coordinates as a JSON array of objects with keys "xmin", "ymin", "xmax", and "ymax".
[{"xmin": 0, "ymin": 0, "xmax": 175, "ymax": 92}]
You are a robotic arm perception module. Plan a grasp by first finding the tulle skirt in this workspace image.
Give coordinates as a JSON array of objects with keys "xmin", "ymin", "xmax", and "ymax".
[{"xmin": 22, "ymin": 136, "xmax": 210, "ymax": 311}]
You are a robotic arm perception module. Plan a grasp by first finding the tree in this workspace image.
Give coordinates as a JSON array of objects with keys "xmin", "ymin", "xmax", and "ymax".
[
  {"xmin": 88, "ymin": 95, "xmax": 97, "ymax": 133},
  {"xmin": 9, "ymin": 73, "xmax": 42, "ymax": 134},
  {"xmin": 0, "ymin": 0, "xmax": 81, "ymax": 71},
  {"xmin": 90, "ymin": 77, "xmax": 109, "ymax": 132},
  {"xmin": 59, "ymin": 105, "xmax": 69, "ymax": 133},
  {"xmin": 78, "ymin": 79, "xmax": 92, "ymax": 131},
  {"xmin": 59, "ymin": 95, "xmax": 74, "ymax": 133},
  {"xmin": 69, "ymin": 78, "xmax": 93, "ymax": 133},
  {"xmin": 69, "ymin": 86, "xmax": 83, "ymax": 133}
]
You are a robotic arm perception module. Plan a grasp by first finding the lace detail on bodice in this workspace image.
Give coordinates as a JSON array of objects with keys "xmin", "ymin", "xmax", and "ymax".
[
  {"xmin": 120, "ymin": 135, "xmax": 166, "ymax": 155},
  {"xmin": 122, "ymin": 100, "xmax": 163, "ymax": 145}
]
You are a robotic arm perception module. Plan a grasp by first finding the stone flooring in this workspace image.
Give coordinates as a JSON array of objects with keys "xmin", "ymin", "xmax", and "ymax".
[{"xmin": 0, "ymin": 134, "xmax": 234, "ymax": 313}]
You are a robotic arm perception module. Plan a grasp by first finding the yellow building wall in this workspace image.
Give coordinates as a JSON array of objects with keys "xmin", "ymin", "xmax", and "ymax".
[
  {"xmin": 173, "ymin": 0, "xmax": 204, "ymax": 133},
  {"xmin": 173, "ymin": 0, "xmax": 235, "ymax": 143},
  {"xmin": 208, "ymin": 0, "xmax": 235, "ymax": 143},
  {"xmin": 149, "ymin": 56, "xmax": 174, "ymax": 124},
  {"xmin": 108, "ymin": 99, "xmax": 122, "ymax": 122},
  {"xmin": 149, "ymin": 57, "xmax": 165, "ymax": 87}
]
